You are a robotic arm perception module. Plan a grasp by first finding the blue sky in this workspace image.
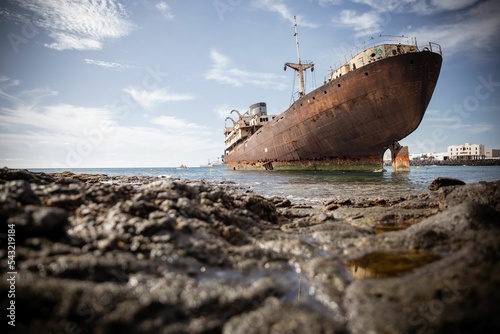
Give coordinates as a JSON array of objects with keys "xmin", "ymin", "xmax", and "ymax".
[{"xmin": 1, "ymin": 0, "xmax": 499, "ymax": 168}]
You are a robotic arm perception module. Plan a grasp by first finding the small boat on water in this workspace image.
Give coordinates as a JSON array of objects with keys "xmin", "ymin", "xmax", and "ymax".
[
  {"xmin": 200, "ymin": 158, "xmax": 226, "ymax": 168},
  {"xmin": 223, "ymin": 17, "xmax": 442, "ymax": 172}
]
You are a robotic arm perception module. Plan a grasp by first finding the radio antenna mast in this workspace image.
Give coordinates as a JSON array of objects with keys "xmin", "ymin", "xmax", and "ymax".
[{"xmin": 284, "ymin": 16, "xmax": 314, "ymax": 97}]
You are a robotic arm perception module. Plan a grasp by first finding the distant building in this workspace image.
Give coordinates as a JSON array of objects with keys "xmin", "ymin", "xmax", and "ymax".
[
  {"xmin": 448, "ymin": 143, "xmax": 485, "ymax": 160},
  {"xmin": 410, "ymin": 152, "xmax": 447, "ymax": 161},
  {"xmin": 485, "ymin": 148, "xmax": 500, "ymax": 159}
]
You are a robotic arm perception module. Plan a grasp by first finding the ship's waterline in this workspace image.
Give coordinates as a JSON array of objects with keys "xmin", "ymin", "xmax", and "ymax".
[{"xmin": 227, "ymin": 155, "xmax": 384, "ymax": 171}]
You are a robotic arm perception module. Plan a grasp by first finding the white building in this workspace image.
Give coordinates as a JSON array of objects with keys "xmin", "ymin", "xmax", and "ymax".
[
  {"xmin": 410, "ymin": 152, "xmax": 447, "ymax": 161},
  {"xmin": 485, "ymin": 148, "xmax": 500, "ymax": 159},
  {"xmin": 448, "ymin": 143, "xmax": 485, "ymax": 160}
]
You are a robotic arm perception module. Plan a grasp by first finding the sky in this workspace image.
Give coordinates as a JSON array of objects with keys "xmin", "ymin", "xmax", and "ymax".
[{"xmin": 0, "ymin": 0, "xmax": 499, "ymax": 168}]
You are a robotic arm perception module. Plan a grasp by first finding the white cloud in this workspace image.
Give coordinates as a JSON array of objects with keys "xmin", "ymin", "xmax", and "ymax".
[
  {"xmin": 465, "ymin": 123, "xmax": 495, "ymax": 134},
  {"xmin": 205, "ymin": 49, "xmax": 287, "ymax": 90},
  {"xmin": 0, "ymin": 91, "xmax": 218, "ymax": 168},
  {"xmin": 0, "ymin": 75, "xmax": 20, "ymax": 88},
  {"xmin": 333, "ymin": 1, "xmax": 499, "ymax": 56},
  {"xmin": 0, "ymin": 103, "xmax": 115, "ymax": 135},
  {"xmin": 0, "ymin": 107, "xmax": 219, "ymax": 168},
  {"xmin": 429, "ymin": 122, "xmax": 495, "ymax": 134},
  {"xmin": 0, "ymin": 76, "xmax": 21, "ymax": 103},
  {"xmin": 123, "ymin": 87, "xmax": 195, "ymax": 109},
  {"xmin": 156, "ymin": 1, "xmax": 174, "ymax": 20},
  {"xmin": 402, "ymin": 0, "xmax": 500, "ymax": 56},
  {"xmin": 335, "ymin": 9, "xmax": 384, "ymax": 36},
  {"xmin": 252, "ymin": 0, "xmax": 318, "ymax": 28},
  {"xmin": 151, "ymin": 115, "xmax": 205, "ymax": 130},
  {"xmin": 430, "ymin": 0, "xmax": 479, "ymax": 11},
  {"xmin": 16, "ymin": 0, "xmax": 134, "ymax": 51},
  {"xmin": 353, "ymin": 0, "xmax": 481, "ymax": 14},
  {"xmin": 213, "ymin": 104, "xmax": 233, "ymax": 120},
  {"xmin": 0, "ymin": 77, "xmax": 58, "ymax": 107},
  {"xmin": 319, "ymin": 0, "xmax": 341, "ymax": 6},
  {"xmin": 84, "ymin": 58, "xmax": 134, "ymax": 70}
]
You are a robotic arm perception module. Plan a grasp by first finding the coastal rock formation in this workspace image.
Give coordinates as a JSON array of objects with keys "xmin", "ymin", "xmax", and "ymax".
[
  {"xmin": 1, "ymin": 169, "xmax": 499, "ymax": 333},
  {"xmin": 427, "ymin": 177, "xmax": 466, "ymax": 191}
]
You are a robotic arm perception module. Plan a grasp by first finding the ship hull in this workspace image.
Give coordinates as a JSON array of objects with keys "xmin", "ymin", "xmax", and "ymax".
[{"xmin": 225, "ymin": 51, "xmax": 442, "ymax": 171}]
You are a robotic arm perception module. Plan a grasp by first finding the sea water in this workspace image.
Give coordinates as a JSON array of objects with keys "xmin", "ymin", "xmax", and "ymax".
[{"xmin": 30, "ymin": 165, "xmax": 500, "ymax": 204}]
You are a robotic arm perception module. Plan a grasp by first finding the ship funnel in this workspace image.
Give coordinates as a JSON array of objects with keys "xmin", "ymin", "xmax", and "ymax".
[{"xmin": 250, "ymin": 102, "xmax": 267, "ymax": 116}]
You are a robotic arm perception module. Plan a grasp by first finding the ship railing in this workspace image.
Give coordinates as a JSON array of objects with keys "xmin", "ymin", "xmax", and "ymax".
[
  {"xmin": 427, "ymin": 42, "xmax": 442, "ymax": 55},
  {"xmin": 330, "ymin": 35, "xmax": 416, "ymax": 72},
  {"xmin": 327, "ymin": 35, "xmax": 442, "ymax": 81}
]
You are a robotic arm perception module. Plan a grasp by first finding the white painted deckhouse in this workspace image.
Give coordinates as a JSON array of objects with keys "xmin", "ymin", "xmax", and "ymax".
[{"xmin": 448, "ymin": 143, "xmax": 485, "ymax": 160}]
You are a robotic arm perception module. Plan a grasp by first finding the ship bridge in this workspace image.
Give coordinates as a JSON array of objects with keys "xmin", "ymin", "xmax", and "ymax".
[{"xmin": 224, "ymin": 102, "xmax": 277, "ymax": 152}]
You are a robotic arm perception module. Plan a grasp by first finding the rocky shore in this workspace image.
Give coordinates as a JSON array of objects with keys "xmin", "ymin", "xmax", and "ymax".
[{"xmin": 1, "ymin": 168, "xmax": 499, "ymax": 333}]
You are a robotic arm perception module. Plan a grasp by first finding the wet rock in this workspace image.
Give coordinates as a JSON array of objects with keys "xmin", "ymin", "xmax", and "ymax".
[
  {"xmin": 324, "ymin": 198, "xmax": 352, "ymax": 208},
  {"xmin": 343, "ymin": 202, "xmax": 500, "ymax": 333},
  {"xmin": 428, "ymin": 177, "xmax": 466, "ymax": 191},
  {"xmin": 0, "ymin": 167, "xmax": 53, "ymax": 184},
  {"xmin": 223, "ymin": 297, "xmax": 341, "ymax": 334},
  {"xmin": 385, "ymin": 202, "xmax": 500, "ymax": 253},
  {"xmin": 8, "ymin": 205, "xmax": 68, "ymax": 241},
  {"xmin": 2, "ymin": 179, "xmax": 39, "ymax": 204},
  {"xmin": 1, "ymin": 168, "xmax": 499, "ymax": 333},
  {"xmin": 270, "ymin": 196, "xmax": 292, "ymax": 208},
  {"xmin": 51, "ymin": 171, "xmax": 110, "ymax": 183},
  {"xmin": 437, "ymin": 180, "xmax": 500, "ymax": 211}
]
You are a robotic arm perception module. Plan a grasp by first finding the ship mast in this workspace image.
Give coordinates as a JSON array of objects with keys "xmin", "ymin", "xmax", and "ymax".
[{"xmin": 284, "ymin": 16, "xmax": 314, "ymax": 97}]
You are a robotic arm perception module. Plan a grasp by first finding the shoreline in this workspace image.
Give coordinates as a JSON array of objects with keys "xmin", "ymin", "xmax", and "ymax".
[
  {"xmin": 1, "ymin": 168, "xmax": 499, "ymax": 333},
  {"xmin": 409, "ymin": 158, "xmax": 500, "ymax": 167}
]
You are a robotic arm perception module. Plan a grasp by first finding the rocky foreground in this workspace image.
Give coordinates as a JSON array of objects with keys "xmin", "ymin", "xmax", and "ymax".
[{"xmin": 1, "ymin": 168, "xmax": 499, "ymax": 334}]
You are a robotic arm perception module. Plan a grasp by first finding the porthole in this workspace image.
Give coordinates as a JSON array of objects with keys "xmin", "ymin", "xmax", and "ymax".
[
  {"xmin": 324, "ymin": 90, "xmax": 327, "ymax": 94},
  {"xmin": 364, "ymin": 72, "xmax": 369, "ymax": 76},
  {"xmin": 312, "ymin": 96, "xmax": 316, "ymax": 100},
  {"xmin": 338, "ymin": 83, "xmax": 341, "ymax": 88}
]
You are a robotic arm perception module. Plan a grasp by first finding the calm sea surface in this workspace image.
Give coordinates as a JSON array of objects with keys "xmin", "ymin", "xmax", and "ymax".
[{"xmin": 30, "ymin": 166, "xmax": 500, "ymax": 204}]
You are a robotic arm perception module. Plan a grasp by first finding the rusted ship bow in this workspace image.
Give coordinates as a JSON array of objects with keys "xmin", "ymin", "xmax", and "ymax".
[{"xmin": 224, "ymin": 19, "xmax": 442, "ymax": 171}]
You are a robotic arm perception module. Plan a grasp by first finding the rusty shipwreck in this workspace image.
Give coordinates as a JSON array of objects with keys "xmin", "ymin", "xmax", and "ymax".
[{"xmin": 224, "ymin": 18, "xmax": 442, "ymax": 171}]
